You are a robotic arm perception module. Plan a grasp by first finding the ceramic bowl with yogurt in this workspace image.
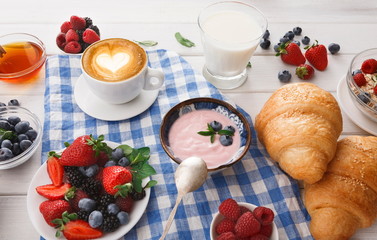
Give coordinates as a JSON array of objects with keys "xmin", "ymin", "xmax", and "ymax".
[{"xmin": 160, "ymin": 97, "xmax": 251, "ymax": 173}]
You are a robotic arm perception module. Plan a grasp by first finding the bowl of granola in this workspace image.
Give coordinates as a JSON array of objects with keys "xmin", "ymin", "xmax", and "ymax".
[{"xmin": 347, "ymin": 48, "xmax": 377, "ymax": 122}]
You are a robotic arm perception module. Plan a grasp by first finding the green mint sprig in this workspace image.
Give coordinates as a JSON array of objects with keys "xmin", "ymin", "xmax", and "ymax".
[
  {"xmin": 0, "ymin": 128, "xmax": 16, "ymax": 141},
  {"xmin": 175, "ymin": 32, "xmax": 195, "ymax": 48},
  {"xmin": 134, "ymin": 40, "xmax": 158, "ymax": 47},
  {"xmin": 197, "ymin": 123, "xmax": 234, "ymax": 144}
]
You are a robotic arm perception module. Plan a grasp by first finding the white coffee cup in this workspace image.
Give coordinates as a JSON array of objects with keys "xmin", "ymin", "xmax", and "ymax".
[{"xmin": 81, "ymin": 38, "xmax": 164, "ymax": 104}]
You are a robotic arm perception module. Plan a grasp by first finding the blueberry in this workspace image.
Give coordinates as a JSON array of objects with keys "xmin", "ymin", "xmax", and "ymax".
[
  {"xmin": 14, "ymin": 121, "xmax": 30, "ymax": 134},
  {"xmin": 8, "ymin": 99, "xmax": 19, "ymax": 106},
  {"xmin": 284, "ymin": 31, "xmax": 295, "ymax": 40},
  {"xmin": 293, "ymin": 27, "xmax": 302, "ymax": 35},
  {"xmin": 17, "ymin": 134, "xmax": 29, "ymax": 142},
  {"xmin": 301, "ymin": 36, "xmax": 310, "ymax": 45},
  {"xmin": 78, "ymin": 198, "xmax": 97, "ymax": 212},
  {"xmin": 352, "ymin": 69, "xmax": 362, "ymax": 76},
  {"xmin": 0, "ymin": 102, "xmax": 6, "ymax": 111},
  {"xmin": 104, "ymin": 160, "xmax": 117, "ymax": 167},
  {"xmin": 26, "ymin": 129, "xmax": 37, "ymax": 141},
  {"xmin": 20, "ymin": 139, "xmax": 32, "ymax": 151},
  {"xmin": 7, "ymin": 116, "xmax": 20, "ymax": 126},
  {"xmin": 273, "ymin": 43, "xmax": 281, "ymax": 52},
  {"xmin": 278, "ymin": 70, "xmax": 292, "ymax": 83},
  {"xmin": 79, "ymin": 164, "xmax": 99, "ymax": 178},
  {"xmin": 12, "ymin": 143, "xmax": 21, "ymax": 156},
  {"xmin": 118, "ymin": 157, "xmax": 130, "ymax": 167},
  {"xmin": 117, "ymin": 211, "xmax": 129, "ymax": 225},
  {"xmin": 292, "ymin": 40, "xmax": 301, "ymax": 46},
  {"xmin": 223, "ymin": 126, "xmax": 235, "ymax": 134},
  {"xmin": 219, "ymin": 135, "xmax": 233, "ymax": 146},
  {"xmin": 1, "ymin": 139, "xmax": 13, "ymax": 149},
  {"xmin": 0, "ymin": 148, "xmax": 14, "ymax": 161},
  {"xmin": 107, "ymin": 203, "xmax": 120, "ymax": 215},
  {"xmin": 279, "ymin": 37, "xmax": 289, "ymax": 44},
  {"xmin": 209, "ymin": 121, "xmax": 222, "ymax": 132},
  {"xmin": 328, "ymin": 43, "xmax": 340, "ymax": 54},
  {"xmin": 358, "ymin": 93, "xmax": 371, "ymax": 104},
  {"xmin": 259, "ymin": 39, "xmax": 271, "ymax": 49},
  {"xmin": 262, "ymin": 29, "xmax": 270, "ymax": 39},
  {"xmin": 0, "ymin": 120, "xmax": 12, "ymax": 131},
  {"xmin": 88, "ymin": 210, "xmax": 103, "ymax": 228},
  {"xmin": 111, "ymin": 148, "xmax": 124, "ymax": 161}
]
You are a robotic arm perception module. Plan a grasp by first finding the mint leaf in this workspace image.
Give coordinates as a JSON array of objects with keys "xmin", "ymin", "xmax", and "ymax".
[
  {"xmin": 197, "ymin": 131, "xmax": 214, "ymax": 136},
  {"xmin": 218, "ymin": 130, "xmax": 234, "ymax": 136},
  {"xmin": 0, "ymin": 129, "xmax": 16, "ymax": 140},
  {"xmin": 175, "ymin": 32, "xmax": 195, "ymax": 48},
  {"xmin": 133, "ymin": 163, "xmax": 157, "ymax": 179},
  {"xmin": 138, "ymin": 147, "xmax": 150, "ymax": 159},
  {"xmin": 144, "ymin": 180, "xmax": 157, "ymax": 189},
  {"xmin": 135, "ymin": 40, "xmax": 158, "ymax": 47},
  {"xmin": 117, "ymin": 145, "xmax": 133, "ymax": 157},
  {"xmin": 132, "ymin": 176, "xmax": 143, "ymax": 193}
]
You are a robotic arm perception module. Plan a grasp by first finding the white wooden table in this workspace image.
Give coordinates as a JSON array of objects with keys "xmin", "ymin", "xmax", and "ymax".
[{"xmin": 0, "ymin": 0, "xmax": 376, "ymax": 239}]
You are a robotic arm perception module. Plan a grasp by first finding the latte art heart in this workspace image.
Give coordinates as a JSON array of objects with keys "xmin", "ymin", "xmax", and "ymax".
[{"xmin": 96, "ymin": 52, "xmax": 130, "ymax": 73}]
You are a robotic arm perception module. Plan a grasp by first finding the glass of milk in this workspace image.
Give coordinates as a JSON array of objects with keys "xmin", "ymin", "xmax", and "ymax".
[{"xmin": 198, "ymin": 1, "xmax": 267, "ymax": 89}]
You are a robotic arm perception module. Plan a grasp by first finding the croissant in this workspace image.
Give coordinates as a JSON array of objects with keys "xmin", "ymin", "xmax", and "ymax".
[
  {"xmin": 255, "ymin": 83, "xmax": 342, "ymax": 184},
  {"xmin": 304, "ymin": 136, "xmax": 377, "ymax": 240}
]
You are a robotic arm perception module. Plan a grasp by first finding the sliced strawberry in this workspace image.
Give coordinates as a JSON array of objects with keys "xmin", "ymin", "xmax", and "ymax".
[
  {"xmin": 39, "ymin": 200, "xmax": 71, "ymax": 227},
  {"xmin": 36, "ymin": 183, "xmax": 71, "ymax": 200},
  {"xmin": 63, "ymin": 220, "xmax": 103, "ymax": 240},
  {"xmin": 47, "ymin": 151, "xmax": 64, "ymax": 186}
]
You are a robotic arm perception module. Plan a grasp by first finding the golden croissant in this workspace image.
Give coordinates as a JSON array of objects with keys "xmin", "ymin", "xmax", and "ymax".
[
  {"xmin": 304, "ymin": 136, "xmax": 377, "ymax": 240},
  {"xmin": 255, "ymin": 83, "xmax": 342, "ymax": 184}
]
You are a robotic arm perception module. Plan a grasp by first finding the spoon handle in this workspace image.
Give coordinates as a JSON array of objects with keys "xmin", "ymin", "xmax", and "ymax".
[{"xmin": 159, "ymin": 192, "xmax": 184, "ymax": 240}]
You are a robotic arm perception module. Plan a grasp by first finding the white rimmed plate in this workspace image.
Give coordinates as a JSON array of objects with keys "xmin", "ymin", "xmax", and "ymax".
[{"xmin": 26, "ymin": 141, "xmax": 151, "ymax": 240}]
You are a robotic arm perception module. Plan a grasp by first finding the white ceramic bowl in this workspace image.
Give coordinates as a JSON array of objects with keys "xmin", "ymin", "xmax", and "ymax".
[{"xmin": 210, "ymin": 202, "xmax": 279, "ymax": 240}]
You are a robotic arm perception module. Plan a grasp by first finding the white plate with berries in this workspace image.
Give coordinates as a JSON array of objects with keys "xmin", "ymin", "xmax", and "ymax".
[
  {"xmin": 27, "ymin": 137, "xmax": 156, "ymax": 240},
  {"xmin": 210, "ymin": 199, "xmax": 279, "ymax": 240}
]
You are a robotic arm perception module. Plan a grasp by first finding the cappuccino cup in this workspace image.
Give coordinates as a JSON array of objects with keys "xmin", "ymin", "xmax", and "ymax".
[{"xmin": 81, "ymin": 38, "xmax": 164, "ymax": 104}]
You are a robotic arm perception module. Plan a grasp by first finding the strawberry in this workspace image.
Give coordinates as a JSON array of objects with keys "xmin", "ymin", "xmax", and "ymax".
[
  {"xmin": 82, "ymin": 28, "xmax": 100, "ymax": 44},
  {"xmin": 216, "ymin": 218, "xmax": 236, "ymax": 235},
  {"xmin": 56, "ymin": 32, "xmax": 66, "ymax": 50},
  {"xmin": 253, "ymin": 206, "xmax": 275, "ymax": 226},
  {"xmin": 70, "ymin": 15, "xmax": 86, "ymax": 31},
  {"xmin": 361, "ymin": 58, "xmax": 377, "ymax": 74},
  {"xmin": 39, "ymin": 199, "xmax": 71, "ymax": 226},
  {"xmin": 64, "ymin": 41, "xmax": 82, "ymax": 54},
  {"xmin": 65, "ymin": 187, "xmax": 89, "ymax": 212},
  {"xmin": 60, "ymin": 21, "xmax": 72, "ymax": 33},
  {"xmin": 218, "ymin": 198, "xmax": 241, "ymax": 222},
  {"xmin": 234, "ymin": 212, "xmax": 261, "ymax": 238},
  {"xmin": 62, "ymin": 220, "xmax": 103, "ymax": 240},
  {"xmin": 36, "ymin": 183, "xmax": 71, "ymax": 200},
  {"xmin": 296, "ymin": 64, "xmax": 315, "ymax": 80},
  {"xmin": 276, "ymin": 42, "xmax": 306, "ymax": 66},
  {"xmin": 59, "ymin": 135, "xmax": 106, "ymax": 166},
  {"xmin": 353, "ymin": 73, "xmax": 367, "ymax": 87},
  {"xmin": 65, "ymin": 29, "xmax": 79, "ymax": 42},
  {"xmin": 304, "ymin": 40, "xmax": 328, "ymax": 71},
  {"xmin": 46, "ymin": 151, "xmax": 64, "ymax": 186},
  {"xmin": 217, "ymin": 232, "xmax": 236, "ymax": 240},
  {"xmin": 115, "ymin": 195, "xmax": 134, "ymax": 213},
  {"xmin": 102, "ymin": 166, "xmax": 133, "ymax": 196}
]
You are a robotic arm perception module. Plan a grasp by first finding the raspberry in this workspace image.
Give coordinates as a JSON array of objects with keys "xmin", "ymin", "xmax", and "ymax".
[
  {"xmin": 215, "ymin": 218, "xmax": 235, "ymax": 235},
  {"xmin": 361, "ymin": 58, "xmax": 377, "ymax": 74},
  {"xmin": 70, "ymin": 15, "xmax": 86, "ymax": 30},
  {"xmin": 235, "ymin": 212, "xmax": 261, "ymax": 238},
  {"xmin": 239, "ymin": 206, "xmax": 251, "ymax": 215},
  {"xmin": 249, "ymin": 234, "xmax": 269, "ymax": 240},
  {"xmin": 374, "ymin": 85, "xmax": 377, "ymax": 95},
  {"xmin": 56, "ymin": 32, "xmax": 66, "ymax": 50},
  {"xmin": 218, "ymin": 198, "xmax": 241, "ymax": 222},
  {"xmin": 60, "ymin": 21, "xmax": 72, "ymax": 33},
  {"xmin": 259, "ymin": 224, "xmax": 273, "ymax": 237},
  {"xmin": 253, "ymin": 206, "xmax": 274, "ymax": 226},
  {"xmin": 64, "ymin": 41, "xmax": 82, "ymax": 54},
  {"xmin": 217, "ymin": 232, "xmax": 236, "ymax": 240},
  {"xmin": 65, "ymin": 29, "xmax": 79, "ymax": 42},
  {"xmin": 83, "ymin": 29, "xmax": 100, "ymax": 44},
  {"xmin": 353, "ymin": 73, "xmax": 367, "ymax": 87}
]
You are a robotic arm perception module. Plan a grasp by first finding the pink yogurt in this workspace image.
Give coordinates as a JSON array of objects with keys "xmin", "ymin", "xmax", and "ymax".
[{"xmin": 168, "ymin": 109, "xmax": 240, "ymax": 169}]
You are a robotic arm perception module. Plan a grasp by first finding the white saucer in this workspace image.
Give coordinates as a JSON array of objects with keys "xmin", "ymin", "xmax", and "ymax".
[
  {"xmin": 337, "ymin": 76, "xmax": 377, "ymax": 136},
  {"xmin": 74, "ymin": 74, "xmax": 159, "ymax": 121}
]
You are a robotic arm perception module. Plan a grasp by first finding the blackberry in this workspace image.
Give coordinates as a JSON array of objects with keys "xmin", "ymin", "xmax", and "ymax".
[
  {"xmin": 81, "ymin": 178, "xmax": 102, "ymax": 196},
  {"xmin": 64, "ymin": 166, "xmax": 85, "ymax": 188},
  {"xmin": 77, "ymin": 29, "xmax": 85, "ymax": 42},
  {"xmin": 96, "ymin": 205, "xmax": 107, "ymax": 215},
  {"xmin": 80, "ymin": 41, "xmax": 91, "ymax": 52},
  {"xmin": 77, "ymin": 210, "xmax": 90, "ymax": 221},
  {"xmin": 84, "ymin": 17, "xmax": 93, "ymax": 28},
  {"xmin": 130, "ymin": 189, "xmax": 146, "ymax": 201},
  {"xmin": 88, "ymin": 25, "xmax": 100, "ymax": 36},
  {"xmin": 101, "ymin": 212, "xmax": 120, "ymax": 232},
  {"xmin": 99, "ymin": 194, "xmax": 115, "ymax": 207}
]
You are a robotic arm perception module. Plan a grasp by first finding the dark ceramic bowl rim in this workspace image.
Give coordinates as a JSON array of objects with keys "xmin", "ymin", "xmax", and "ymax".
[{"xmin": 159, "ymin": 97, "xmax": 252, "ymax": 172}]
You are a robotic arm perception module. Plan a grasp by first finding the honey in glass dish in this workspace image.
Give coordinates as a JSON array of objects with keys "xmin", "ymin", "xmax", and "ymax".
[{"xmin": 0, "ymin": 40, "xmax": 45, "ymax": 82}]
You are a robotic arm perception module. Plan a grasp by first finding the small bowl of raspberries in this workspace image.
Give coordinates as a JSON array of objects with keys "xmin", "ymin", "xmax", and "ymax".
[
  {"xmin": 211, "ymin": 198, "xmax": 279, "ymax": 240},
  {"xmin": 56, "ymin": 15, "xmax": 101, "ymax": 54}
]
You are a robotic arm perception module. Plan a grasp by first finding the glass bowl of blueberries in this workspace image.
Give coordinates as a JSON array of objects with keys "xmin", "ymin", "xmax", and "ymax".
[
  {"xmin": 0, "ymin": 103, "xmax": 42, "ymax": 169},
  {"xmin": 347, "ymin": 48, "xmax": 377, "ymax": 122}
]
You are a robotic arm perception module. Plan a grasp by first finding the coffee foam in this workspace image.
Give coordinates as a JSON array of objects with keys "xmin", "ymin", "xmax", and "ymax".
[{"xmin": 82, "ymin": 39, "xmax": 146, "ymax": 82}]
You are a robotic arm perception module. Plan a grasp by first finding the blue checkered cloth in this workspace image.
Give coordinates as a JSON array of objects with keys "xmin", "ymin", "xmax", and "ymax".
[{"xmin": 42, "ymin": 49, "xmax": 313, "ymax": 240}]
